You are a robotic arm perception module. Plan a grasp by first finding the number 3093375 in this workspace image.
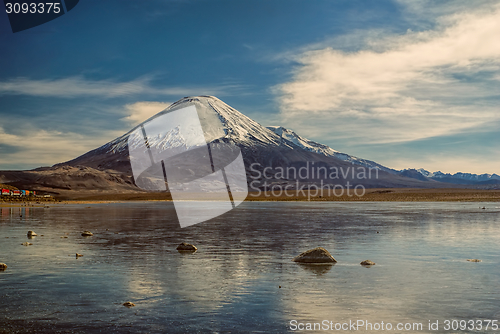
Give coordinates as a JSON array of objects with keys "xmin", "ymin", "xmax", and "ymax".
[{"xmin": 5, "ymin": 2, "xmax": 61, "ymax": 14}]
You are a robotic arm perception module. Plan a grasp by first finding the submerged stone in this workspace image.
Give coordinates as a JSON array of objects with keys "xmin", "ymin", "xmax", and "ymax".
[
  {"xmin": 0, "ymin": 263, "xmax": 7, "ymax": 271},
  {"xmin": 360, "ymin": 260, "xmax": 376, "ymax": 266},
  {"xmin": 81, "ymin": 231, "xmax": 94, "ymax": 237},
  {"xmin": 123, "ymin": 302, "xmax": 135, "ymax": 308},
  {"xmin": 466, "ymin": 259, "xmax": 481, "ymax": 262},
  {"xmin": 176, "ymin": 243, "xmax": 197, "ymax": 252}
]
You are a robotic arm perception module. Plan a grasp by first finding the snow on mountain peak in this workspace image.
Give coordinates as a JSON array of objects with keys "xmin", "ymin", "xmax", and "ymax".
[
  {"xmin": 267, "ymin": 125, "xmax": 339, "ymax": 155},
  {"xmin": 266, "ymin": 125, "xmax": 395, "ymax": 173},
  {"xmin": 155, "ymin": 96, "xmax": 287, "ymax": 147},
  {"xmin": 416, "ymin": 168, "xmax": 433, "ymax": 177},
  {"xmin": 101, "ymin": 96, "xmax": 291, "ymax": 156}
]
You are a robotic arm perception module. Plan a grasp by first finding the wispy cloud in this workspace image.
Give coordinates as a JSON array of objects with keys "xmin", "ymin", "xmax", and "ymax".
[
  {"xmin": 0, "ymin": 76, "xmax": 242, "ymax": 98},
  {"xmin": 262, "ymin": 28, "xmax": 394, "ymax": 64},
  {"xmin": 275, "ymin": 2, "xmax": 500, "ymax": 145}
]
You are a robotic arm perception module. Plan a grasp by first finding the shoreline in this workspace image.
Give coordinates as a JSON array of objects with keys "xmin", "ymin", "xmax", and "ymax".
[
  {"xmin": 245, "ymin": 188, "xmax": 500, "ymax": 202},
  {"xmin": 1, "ymin": 188, "xmax": 499, "ymax": 205}
]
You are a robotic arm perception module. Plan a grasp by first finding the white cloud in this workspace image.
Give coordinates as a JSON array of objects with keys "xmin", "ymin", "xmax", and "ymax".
[
  {"xmin": 0, "ymin": 76, "xmax": 240, "ymax": 98},
  {"xmin": 275, "ymin": 3, "xmax": 500, "ymax": 144},
  {"xmin": 122, "ymin": 101, "xmax": 172, "ymax": 126}
]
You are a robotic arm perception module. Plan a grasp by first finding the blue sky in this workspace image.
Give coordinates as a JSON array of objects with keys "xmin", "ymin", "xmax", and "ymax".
[{"xmin": 0, "ymin": 0, "xmax": 498, "ymax": 174}]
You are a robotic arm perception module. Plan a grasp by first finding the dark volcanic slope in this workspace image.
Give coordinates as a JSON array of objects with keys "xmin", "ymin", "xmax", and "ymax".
[
  {"xmin": 56, "ymin": 136, "xmax": 132, "ymax": 174},
  {"xmin": 0, "ymin": 166, "xmax": 136, "ymax": 194}
]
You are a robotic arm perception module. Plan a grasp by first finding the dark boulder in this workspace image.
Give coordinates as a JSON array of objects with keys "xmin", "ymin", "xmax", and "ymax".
[{"xmin": 176, "ymin": 243, "xmax": 197, "ymax": 252}]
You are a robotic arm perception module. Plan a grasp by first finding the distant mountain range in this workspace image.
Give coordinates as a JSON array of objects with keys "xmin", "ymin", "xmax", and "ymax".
[
  {"xmin": 0, "ymin": 96, "xmax": 497, "ymax": 195},
  {"xmin": 413, "ymin": 169, "xmax": 500, "ymax": 185},
  {"xmin": 266, "ymin": 125, "xmax": 499, "ymax": 186}
]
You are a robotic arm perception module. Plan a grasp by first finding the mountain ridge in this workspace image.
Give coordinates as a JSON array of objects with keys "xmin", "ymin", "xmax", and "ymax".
[
  {"xmin": 0, "ymin": 96, "xmax": 495, "ymax": 194},
  {"xmin": 411, "ymin": 168, "xmax": 500, "ymax": 185}
]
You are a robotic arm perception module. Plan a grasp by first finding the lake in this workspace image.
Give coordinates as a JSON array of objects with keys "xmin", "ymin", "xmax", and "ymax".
[{"xmin": 0, "ymin": 202, "xmax": 499, "ymax": 333}]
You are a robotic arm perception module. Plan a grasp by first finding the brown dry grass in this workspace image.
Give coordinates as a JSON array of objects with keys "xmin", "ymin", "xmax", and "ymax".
[
  {"xmin": 245, "ymin": 188, "xmax": 500, "ymax": 202},
  {"xmin": 0, "ymin": 183, "xmax": 18, "ymax": 190},
  {"xmin": 43, "ymin": 188, "xmax": 500, "ymax": 203}
]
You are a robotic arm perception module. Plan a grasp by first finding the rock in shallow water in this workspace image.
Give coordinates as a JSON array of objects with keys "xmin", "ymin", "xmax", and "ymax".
[
  {"xmin": 0, "ymin": 263, "xmax": 7, "ymax": 271},
  {"xmin": 176, "ymin": 243, "xmax": 197, "ymax": 252},
  {"xmin": 292, "ymin": 247, "xmax": 337, "ymax": 264},
  {"xmin": 360, "ymin": 260, "xmax": 376, "ymax": 266},
  {"xmin": 27, "ymin": 230, "xmax": 37, "ymax": 238},
  {"xmin": 466, "ymin": 259, "xmax": 482, "ymax": 262},
  {"xmin": 21, "ymin": 242, "xmax": 32, "ymax": 246},
  {"xmin": 123, "ymin": 302, "xmax": 135, "ymax": 308},
  {"xmin": 81, "ymin": 231, "xmax": 93, "ymax": 237}
]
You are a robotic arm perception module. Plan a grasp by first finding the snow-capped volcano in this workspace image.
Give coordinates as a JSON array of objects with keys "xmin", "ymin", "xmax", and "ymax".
[
  {"xmin": 66, "ymin": 96, "xmax": 397, "ymax": 176},
  {"xmin": 51, "ymin": 95, "xmax": 483, "ymax": 189}
]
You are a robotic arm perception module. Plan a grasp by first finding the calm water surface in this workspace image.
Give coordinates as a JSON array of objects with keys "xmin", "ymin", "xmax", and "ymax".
[{"xmin": 0, "ymin": 202, "xmax": 499, "ymax": 333}]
